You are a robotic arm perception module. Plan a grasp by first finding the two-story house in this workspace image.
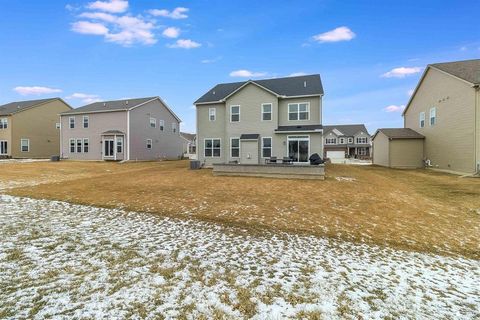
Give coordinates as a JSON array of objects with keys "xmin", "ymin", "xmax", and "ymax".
[
  {"xmin": 194, "ymin": 74, "xmax": 324, "ymax": 166},
  {"xmin": 0, "ymin": 98, "xmax": 72, "ymax": 158},
  {"xmin": 323, "ymin": 124, "xmax": 371, "ymax": 159},
  {"xmin": 60, "ymin": 97, "xmax": 183, "ymax": 161}
]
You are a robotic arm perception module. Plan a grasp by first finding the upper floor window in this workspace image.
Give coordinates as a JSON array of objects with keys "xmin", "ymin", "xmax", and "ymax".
[
  {"xmin": 205, "ymin": 138, "xmax": 221, "ymax": 157},
  {"xmin": 325, "ymin": 138, "xmax": 337, "ymax": 145},
  {"xmin": 209, "ymin": 108, "xmax": 216, "ymax": 121},
  {"xmin": 262, "ymin": 137, "xmax": 272, "ymax": 158},
  {"xmin": 231, "ymin": 138, "xmax": 240, "ymax": 158},
  {"xmin": 0, "ymin": 118, "xmax": 8, "ymax": 129},
  {"xmin": 69, "ymin": 117, "xmax": 75, "ymax": 129},
  {"xmin": 419, "ymin": 112, "xmax": 425, "ymax": 128},
  {"xmin": 356, "ymin": 137, "xmax": 368, "ymax": 144},
  {"xmin": 230, "ymin": 105, "xmax": 240, "ymax": 122},
  {"xmin": 429, "ymin": 107, "xmax": 436, "ymax": 126},
  {"xmin": 159, "ymin": 120, "xmax": 164, "ymax": 131},
  {"xmin": 339, "ymin": 138, "xmax": 345, "ymax": 144},
  {"xmin": 262, "ymin": 103, "xmax": 272, "ymax": 121},
  {"xmin": 20, "ymin": 139, "xmax": 29, "ymax": 152},
  {"xmin": 172, "ymin": 123, "xmax": 177, "ymax": 133},
  {"xmin": 150, "ymin": 117, "xmax": 156, "ymax": 128},
  {"xmin": 83, "ymin": 116, "xmax": 89, "ymax": 128},
  {"xmin": 288, "ymin": 103, "xmax": 309, "ymax": 121},
  {"xmin": 348, "ymin": 137, "xmax": 353, "ymax": 144}
]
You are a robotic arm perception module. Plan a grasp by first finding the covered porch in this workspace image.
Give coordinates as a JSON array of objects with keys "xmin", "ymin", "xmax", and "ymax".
[{"xmin": 101, "ymin": 130, "xmax": 126, "ymax": 161}]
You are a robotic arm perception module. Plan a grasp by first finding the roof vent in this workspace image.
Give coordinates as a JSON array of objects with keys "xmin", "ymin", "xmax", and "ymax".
[{"xmin": 304, "ymin": 81, "xmax": 307, "ymax": 88}]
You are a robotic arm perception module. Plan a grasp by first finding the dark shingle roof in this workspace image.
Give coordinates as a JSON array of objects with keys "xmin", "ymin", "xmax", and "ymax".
[
  {"xmin": 430, "ymin": 59, "xmax": 480, "ymax": 84},
  {"xmin": 240, "ymin": 134, "xmax": 260, "ymax": 140},
  {"xmin": 195, "ymin": 74, "xmax": 323, "ymax": 104},
  {"xmin": 180, "ymin": 132, "xmax": 196, "ymax": 141},
  {"xmin": 61, "ymin": 97, "xmax": 157, "ymax": 115},
  {"xmin": 102, "ymin": 130, "xmax": 125, "ymax": 135},
  {"xmin": 275, "ymin": 125, "xmax": 323, "ymax": 132},
  {"xmin": 0, "ymin": 98, "xmax": 60, "ymax": 116},
  {"xmin": 323, "ymin": 124, "xmax": 369, "ymax": 136},
  {"xmin": 375, "ymin": 128, "xmax": 425, "ymax": 139}
]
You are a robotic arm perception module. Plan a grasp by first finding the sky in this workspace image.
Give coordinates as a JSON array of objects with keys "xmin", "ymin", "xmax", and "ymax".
[{"xmin": 0, "ymin": 0, "xmax": 479, "ymax": 134}]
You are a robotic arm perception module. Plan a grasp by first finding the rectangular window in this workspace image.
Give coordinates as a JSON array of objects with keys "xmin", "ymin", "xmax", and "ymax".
[
  {"xmin": 159, "ymin": 120, "xmax": 164, "ymax": 131},
  {"xmin": 150, "ymin": 117, "xmax": 156, "ymax": 128},
  {"xmin": 76, "ymin": 139, "xmax": 82, "ymax": 153},
  {"xmin": 204, "ymin": 138, "xmax": 221, "ymax": 157},
  {"xmin": 230, "ymin": 105, "xmax": 240, "ymax": 122},
  {"xmin": 262, "ymin": 137, "xmax": 272, "ymax": 158},
  {"xmin": 288, "ymin": 103, "xmax": 309, "ymax": 121},
  {"xmin": 0, "ymin": 118, "xmax": 8, "ymax": 129},
  {"xmin": 339, "ymin": 138, "xmax": 345, "ymax": 144},
  {"xmin": 429, "ymin": 107, "xmax": 436, "ymax": 126},
  {"xmin": 231, "ymin": 138, "xmax": 240, "ymax": 158},
  {"xmin": 356, "ymin": 137, "xmax": 368, "ymax": 144},
  {"xmin": 325, "ymin": 138, "xmax": 337, "ymax": 145},
  {"xmin": 20, "ymin": 139, "xmax": 29, "ymax": 152},
  {"xmin": 146, "ymin": 139, "xmax": 152, "ymax": 149},
  {"xmin": 70, "ymin": 139, "xmax": 75, "ymax": 153},
  {"xmin": 0, "ymin": 141, "xmax": 7, "ymax": 155},
  {"xmin": 69, "ymin": 117, "xmax": 75, "ymax": 129},
  {"xmin": 83, "ymin": 138, "xmax": 89, "ymax": 153},
  {"xmin": 56, "ymin": 123, "xmax": 61, "ymax": 129},
  {"xmin": 358, "ymin": 147, "xmax": 367, "ymax": 156},
  {"xmin": 83, "ymin": 116, "xmax": 89, "ymax": 128},
  {"xmin": 209, "ymin": 108, "xmax": 216, "ymax": 121},
  {"xmin": 348, "ymin": 137, "xmax": 353, "ymax": 143},
  {"xmin": 262, "ymin": 103, "xmax": 272, "ymax": 121},
  {"xmin": 172, "ymin": 123, "xmax": 177, "ymax": 133},
  {"xmin": 117, "ymin": 137, "xmax": 123, "ymax": 153},
  {"xmin": 419, "ymin": 112, "xmax": 425, "ymax": 128}
]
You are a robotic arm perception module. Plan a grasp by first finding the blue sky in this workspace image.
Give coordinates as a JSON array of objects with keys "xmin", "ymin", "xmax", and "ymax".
[{"xmin": 0, "ymin": 0, "xmax": 479, "ymax": 133}]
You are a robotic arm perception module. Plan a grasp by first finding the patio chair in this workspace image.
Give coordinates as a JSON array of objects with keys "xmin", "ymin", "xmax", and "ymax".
[{"xmin": 266, "ymin": 156, "xmax": 277, "ymax": 164}]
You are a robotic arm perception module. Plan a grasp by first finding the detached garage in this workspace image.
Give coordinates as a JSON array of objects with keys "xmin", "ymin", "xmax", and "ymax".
[{"xmin": 372, "ymin": 128, "xmax": 425, "ymax": 169}]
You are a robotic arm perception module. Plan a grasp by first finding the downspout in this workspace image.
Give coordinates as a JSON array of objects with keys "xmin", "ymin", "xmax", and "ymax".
[
  {"xmin": 126, "ymin": 110, "xmax": 130, "ymax": 161},
  {"xmin": 59, "ymin": 115, "xmax": 63, "ymax": 159},
  {"xmin": 475, "ymin": 85, "xmax": 479, "ymax": 174}
]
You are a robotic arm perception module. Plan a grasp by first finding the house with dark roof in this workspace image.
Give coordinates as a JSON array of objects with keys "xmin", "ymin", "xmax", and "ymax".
[
  {"xmin": 373, "ymin": 59, "xmax": 480, "ymax": 173},
  {"xmin": 0, "ymin": 98, "xmax": 72, "ymax": 158},
  {"xmin": 60, "ymin": 97, "xmax": 183, "ymax": 161},
  {"xmin": 323, "ymin": 124, "xmax": 371, "ymax": 160},
  {"xmin": 180, "ymin": 132, "xmax": 196, "ymax": 157},
  {"xmin": 194, "ymin": 75, "xmax": 324, "ymax": 166}
]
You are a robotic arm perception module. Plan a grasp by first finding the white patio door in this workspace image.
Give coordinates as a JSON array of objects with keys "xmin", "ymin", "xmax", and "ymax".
[
  {"xmin": 287, "ymin": 136, "xmax": 310, "ymax": 162},
  {"xmin": 104, "ymin": 140, "xmax": 114, "ymax": 157},
  {"xmin": 0, "ymin": 141, "xmax": 7, "ymax": 155}
]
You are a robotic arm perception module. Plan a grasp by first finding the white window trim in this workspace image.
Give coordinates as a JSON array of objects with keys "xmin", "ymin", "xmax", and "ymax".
[
  {"xmin": 83, "ymin": 116, "xmax": 89, "ymax": 128},
  {"xmin": 56, "ymin": 122, "xmax": 61, "ymax": 129},
  {"xmin": 288, "ymin": 102, "xmax": 310, "ymax": 121},
  {"xmin": 83, "ymin": 138, "xmax": 89, "ymax": 153},
  {"xmin": 70, "ymin": 138, "xmax": 75, "ymax": 153},
  {"xmin": 348, "ymin": 137, "xmax": 354, "ymax": 143},
  {"xmin": 261, "ymin": 103, "xmax": 272, "ymax": 121},
  {"xmin": 356, "ymin": 137, "xmax": 368, "ymax": 144},
  {"xmin": 20, "ymin": 139, "xmax": 30, "ymax": 152},
  {"xmin": 116, "ymin": 136, "xmax": 123, "ymax": 153},
  {"xmin": 159, "ymin": 119, "xmax": 164, "ymax": 131},
  {"xmin": 325, "ymin": 138, "xmax": 337, "ymax": 145},
  {"xmin": 230, "ymin": 105, "xmax": 240, "ymax": 123},
  {"xmin": 76, "ymin": 138, "xmax": 83, "ymax": 153},
  {"xmin": 419, "ymin": 112, "xmax": 425, "ymax": 128},
  {"xmin": 230, "ymin": 137, "xmax": 240, "ymax": 158},
  {"xmin": 146, "ymin": 139, "xmax": 153, "ymax": 149},
  {"xmin": 261, "ymin": 137, "xmax": 273, "ymax": 158},
  {"xmin": 204, "ymin": 138, "xmax": 221, "ymax": 158},
  {"xmin": 429, "ymin": 107, "xmax": 436, "ymax": 126},
  {"xmin": 172, "ymin": 122, "xmax": 177, "ymax": 133},
  {"xmin": 339, "ymin": 138, "xmax": 345, "ymax": 144},
  {"xmin": 209, "ymin": 108, "xmax": 216, "ymax": 121},
  {"xmin": 0, "ymin": 140, "xmax": 8, "ymax": 155},
  {"xmin": 69, "ymin": 116, "xmax": 75, "ymax": 129},
  {"xmin": 150, "ymin": 117, "xmax": 156, "ymax": 128},
  {"xmin": 0, "ymin": 118, "xmax": 8, "ymax": 129},
  {"xmin": 286, "ymin": 135, "xmax": 310, "ymax": 163}
]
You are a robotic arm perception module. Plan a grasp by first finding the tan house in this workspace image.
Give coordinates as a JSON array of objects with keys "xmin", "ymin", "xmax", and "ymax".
[
  {"xmin": 0, "ymin": 98, "xmax": 72, "ymax": 158},
  {"xmin": 194, "ymin": 75, "xmax": 324, "ymax": 167},
  {"xmin": 373, "ymin": 59, "xmax": 480, "ymax": 174}
]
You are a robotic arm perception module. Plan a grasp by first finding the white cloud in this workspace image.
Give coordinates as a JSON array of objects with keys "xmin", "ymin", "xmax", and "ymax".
[
  {"xmin": 148, "ymin": 7, "xmax": 189, "ymax": 19},
  {"xmin": 105, "ymin": 15, "xmax": 156, "ymax": 45},
  {"xmin": 162, "ymin": 27, "xmax": 180, "ymax": 38},
  {"xmin": 382, "ymin": 67, "xmax": 422, "ymax": 78},
  {"xmin": 289, "ymin": 72, "xmax": 307, "ymax": 77},
  {"xmin": 229, "ymin": 70, "xmax": 267, "ymax": 78},
  {"xmin": 313, "ymin": 26, "xmax": 356, "ymax": 43},
  {"xmin": 167, "ymin": 39, "xmax": 201, "ymax": 49},
  {"xmin": 87, "ymin": 0, "xmax": 128, "ymax": 13},
  {"xmin": 66, "ymin": 93, "xmax": 101, "ymax": 104},
  {"xmin": 71, "ymin": 21, "xmax": 109, "ymax": 35},
  {"xmin": 383, "ymin": 105, "xmax": 405, "ymax": 113},
  {"xmin": 201, "ymin": 56, "xmax": 221, "ymax": 64},
  {"xmin": 14, "ymin": 86, "xmax": 62, "ymax": 96},
  {"xmin": 79, "ymin": 12, "xmax": 117, "ymax": 23}
]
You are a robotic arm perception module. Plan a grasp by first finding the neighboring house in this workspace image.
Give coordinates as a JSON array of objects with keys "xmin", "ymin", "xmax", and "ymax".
[
  {"xmin": 0, "ymin": 98, "xmax": 72, "ymax": 158},
  {"xmin": 323, "ymin": 124, "xmax": 371, "ymax": 159},
  {"xmin": 60, "ymin": 97, "xmax": 183, "ymax": 161},
  {"xmin": 373, "ymin": 59, "xmax": 480, "ymax": 174},
  {"xmin": 372, "ymin": 128, "xmax": 425, "ymax": 168},
  {"xmin": 180, "ymin": 132, "xmax": 196, "ymax": 157},
  {"xmin": 194, "ymin": 74, "xmax": 324, "ymax": 166}
]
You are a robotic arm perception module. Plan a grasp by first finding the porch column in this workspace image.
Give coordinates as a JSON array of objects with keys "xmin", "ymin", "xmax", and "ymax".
[{"xmin": 114, "ymin": 134, "xmax": 117, "ymax": 161}]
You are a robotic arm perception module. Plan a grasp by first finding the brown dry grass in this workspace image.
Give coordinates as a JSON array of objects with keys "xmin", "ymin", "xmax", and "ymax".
[{"xmin": 2, "ymin": 160, "xmax": 479, "ymax": 259}]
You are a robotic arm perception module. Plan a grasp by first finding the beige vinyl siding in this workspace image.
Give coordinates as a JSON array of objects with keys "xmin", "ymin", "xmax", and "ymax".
[
  {"xmin": 389, "ymin": 139, "xmax": 424, "ymax": 169},
  {"xmin": 196, "ymin": 103, "xmax": 226, "ymax": 166},
  {"xmin": 476, "ymin": 89, "xmax": 480, "ymax": 172},
  {"xmin": 11, "ymin": 100, "xmax": 71, "ymax": 158},
  {"xmin": 278, "ymin": 96, "xmax": 321, "ymax": 126},
  {"xmin": 404, "ymin": 67, "xmax": 476, "ymax": 173},
  {"xmin": 372, "ymin": 132, "xmax": 390, "ymax": 167}
]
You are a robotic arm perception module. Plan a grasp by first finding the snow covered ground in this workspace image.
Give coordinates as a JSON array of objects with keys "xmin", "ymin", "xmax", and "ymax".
[{"xmin": 0, "ymin": 195, "xmax": 479, "ymax": 319}]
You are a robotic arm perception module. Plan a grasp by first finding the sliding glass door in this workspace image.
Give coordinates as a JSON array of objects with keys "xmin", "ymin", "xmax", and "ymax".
[
  {"xmin": 104, "ymin": 140, "xmax": 114, "ymax": 157},
  {"xmin": 287, "ymin": 136, "xmax": 310, "ymax": 162}
]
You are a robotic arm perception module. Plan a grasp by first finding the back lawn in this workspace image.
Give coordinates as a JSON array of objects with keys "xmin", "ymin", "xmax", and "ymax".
[{"xmin": 2, "ymin": 160, "xmax": 479, "ymax": 259}]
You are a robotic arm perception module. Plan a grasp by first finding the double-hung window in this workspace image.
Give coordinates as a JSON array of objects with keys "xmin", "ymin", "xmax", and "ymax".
[
  {"xmin": 429, "ymin": 107, "xmax": 436, "ymax": 126},
  {"xmin": 356, "ymin": 137, "xmax": 368, "ymax": 144},
  {"xmin": 146, "ymin": 139, "xmax": 152, "ymax": 149},
  {"xmin": 20, "ymin": 139, "xmax": 29, "ymax": 152},
  {"xmin": 69, "ymin": 117, "xmax": 75, "ymax": 129},
  {"xmin": 159, "ymin": 120, "xmax": 164, "ymax": 131},
  {"xmin": 419, "ymin": 112, "xmax": 425, "ymax": 128},
  {"xmin": 262, "ymin": 103, "xmax": 272, "ymax": 121},
  {"xmin": 230, "ymin": 105, "xmax": 240, "ymax": 122},
  {"xmin": 262, "ymin": 137, "xmax": 272, "ymax": 158},
  {"xmin": 325, "ymin": 138, "xmax": 337, "ymax": 145},
  {"xmin": 83, "ymin": 116, "xmax": 89, "ymax": 128},
  {"xmin": 70, "ymin": 139, "xmax": 75, "ymax": 153},
  {"xmin": 205, "ymin": 138, "xmax": 221, "ymax": 157},
  {"xmin": 116, "ymin": 137, "xmax": 123, "ymax": 153},
  {"xmin": 348, "ymin": 137, "xmax": 353, "ymax": 144},
  {"xmin": 339, "ymin": 138, "xmax": 345, "ymax": 144},
  {"xmin": 83, "ymin": 138, "xmax": 89, "ymax": 153},
  {"xmin": 288, "ymin": 103, "xmax": 309, "ymax": 121},
  {"xmin": 0, "ymin": 118, "xmax": 8, "ymax": 129},
  {"xmin": 209, "ymin": 108, "xmax": 216, "ymax": 121},
  {"xmin": 231, "ymin": 138, "xmax": 240, "ymax": 158},
  {"xmin": 150, "ymin": 117, "xmax": 156, "ymax": 128},
  {"xmin": 172, "ymin": 123, "xmax": 177, "ymax": 133},
  {"xmin": 76, "ymin": 139, "xmax": 82, "ymax": 153}
]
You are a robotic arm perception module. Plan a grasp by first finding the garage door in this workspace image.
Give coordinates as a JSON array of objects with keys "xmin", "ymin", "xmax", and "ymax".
[{"xmin": 326, "ymin": 151, "xmax": 345, "ymax": 159}]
